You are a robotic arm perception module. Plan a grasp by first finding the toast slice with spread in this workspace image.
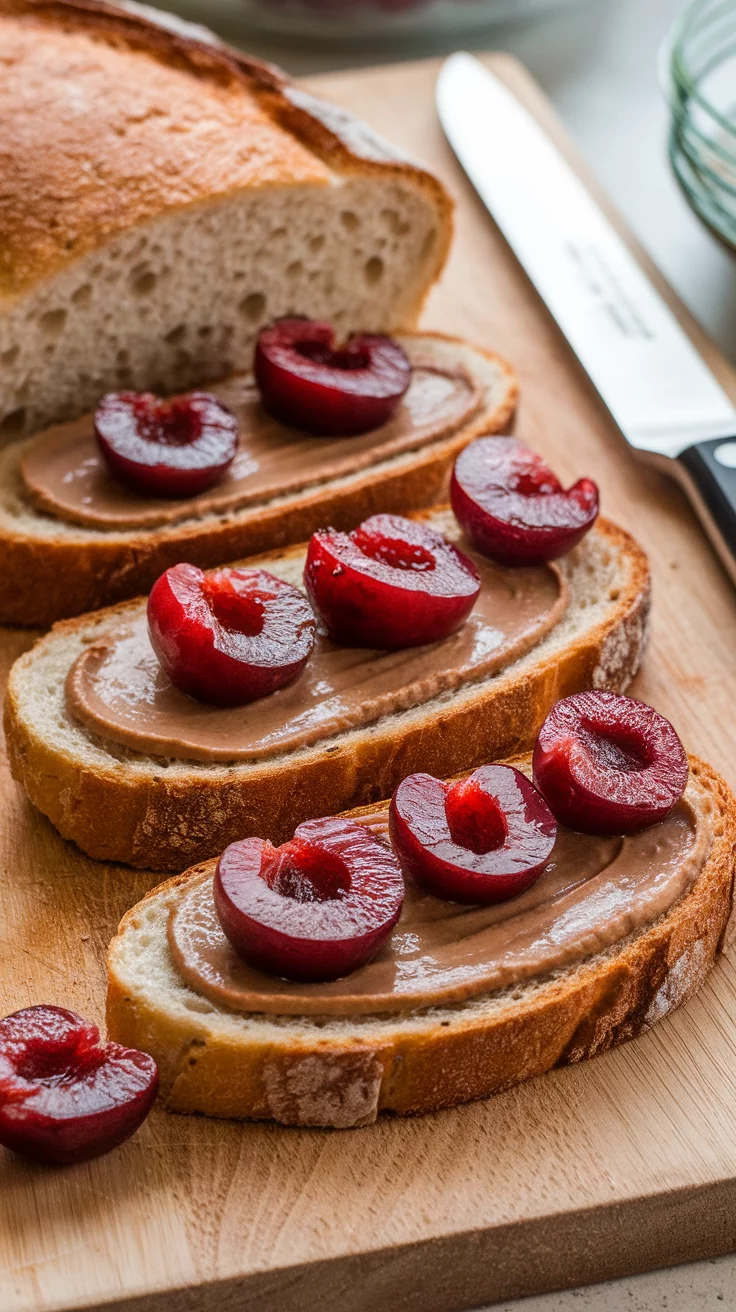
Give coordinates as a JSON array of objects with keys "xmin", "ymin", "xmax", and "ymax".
[
  {"xmin": 0, "ymin": 334, "xmax": 516, "ymax": 626},
  {"xmin": 104, "ymin": 755, "xmax": 736, "ymax": 1128},
  {"xmin": 4, "ymin": 509, "xmax": 650, "ymax": 871}
]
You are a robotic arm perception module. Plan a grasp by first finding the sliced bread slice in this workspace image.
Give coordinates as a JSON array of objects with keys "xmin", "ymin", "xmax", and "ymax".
[
  {"xmin": 0, "ymin": 333, "xmax": 516, "ymax": 626},
  {"xmin": 4, "ymin": 511, "xmax": 650, "ymax": 872},
  {"xmin": 0, "ymin": 0, "xmax": 452, "ymax": 437},
  {"xmin": 105, "ymin": 755, "xmax": 736, "ymax": 1127}
]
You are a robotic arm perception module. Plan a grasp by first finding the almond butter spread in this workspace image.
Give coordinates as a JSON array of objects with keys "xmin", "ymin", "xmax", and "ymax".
[
  {"xmin": 167, "ymin": 777, "xmax": 712, "ymax": 1016},
  {"xmin": 21, "ymin": 359, "xmax": 482, "ymax": 532},
  {"xmin": 65, "ymin": 552, "xmax": 566, "ymax": 762}
]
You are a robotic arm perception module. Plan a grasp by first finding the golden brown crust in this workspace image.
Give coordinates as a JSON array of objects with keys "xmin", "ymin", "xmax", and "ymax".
[
  {"xmin": 105, "ymin": 757, "xmax": 736, "ymax": 1124},
  {"xmin": 0, "ymin": 335, "xmax": 517, "ymax": 627},
  {"xmin": 4, "ymin": 518, "xmax": 650, "ymax": 871},
  {"xmin": 0, "ymin": 0, "xmax": 452, "ymax": 303}
]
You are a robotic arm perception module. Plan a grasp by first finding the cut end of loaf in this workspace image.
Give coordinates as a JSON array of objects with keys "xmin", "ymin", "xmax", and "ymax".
[
  {"xmin": 0, "ymin": 1, "xmax": 453, "ymax": 435},
  {"xmin": 0, "ymin": 180, "xmax": 442, "ymax": 437}
]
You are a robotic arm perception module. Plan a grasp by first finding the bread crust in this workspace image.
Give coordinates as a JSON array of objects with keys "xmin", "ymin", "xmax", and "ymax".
[
  {"xmin": 105, "ymin": 757, "xmax": 736, "ymax": 1126},
  {"xmin": 0, "ymin": 334, "xmax": 517, "ymax": 626},
  {"xmin": 4, "ymin": 518, "xmax": 650, "ymax": 871},
  {"xmin": 0, "ymin": 0, "xmax": 452, "ymax": 305}
]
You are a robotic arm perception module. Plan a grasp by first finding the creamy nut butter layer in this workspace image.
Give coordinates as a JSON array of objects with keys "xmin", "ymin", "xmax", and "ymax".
[
  {"xmin": 169, "ymin": 782, "xmax": 712, "ymax": 1016},
  {"xmin": 67, "ymin": 552, "xmax": 566, "ymax": 762}
]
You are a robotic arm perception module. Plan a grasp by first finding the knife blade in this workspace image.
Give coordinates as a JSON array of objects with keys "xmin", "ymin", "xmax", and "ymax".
[{"xmin": 436, "ymin": 51, "xmax": 736, "ymax": 584}]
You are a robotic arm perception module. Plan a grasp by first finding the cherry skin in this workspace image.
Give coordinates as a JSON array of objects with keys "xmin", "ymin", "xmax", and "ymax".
[
  {"xmin": 148, "ymin": 563, "xmax": 315, "ymax": 706},
  {"xmin": 95, "ymin": 391, "xmax": 238, "ymax": 498},
  {"xmin": 451, "ymin": 436, "xmax": 599, "ymax": 565},
  {"xmin": 254, "ymin": 318, "xmax": 412, "ymax": 436},
  {"xmin": 532, "ymin": 692, "xmax": 689, "ymax": 835},
  {"xmin": 0, "ymin": 1006, "xmax": 158, "ymax": 1166},
  {"xmin": 214, "ymin": 817, "xmax": 405, "ymax": 981},
  {"xmin": 304, "ymin": 513, "xmax": 481, "ymax": 649},
  {"xmin": 389, "ymin": 764, "xmax": 557, "ymax": 904}
]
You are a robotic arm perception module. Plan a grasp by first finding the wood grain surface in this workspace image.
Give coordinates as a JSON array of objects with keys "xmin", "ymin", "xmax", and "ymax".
[{"xmin": 2, "ymin": 54, "xmax": 736, "ymax": 1312}]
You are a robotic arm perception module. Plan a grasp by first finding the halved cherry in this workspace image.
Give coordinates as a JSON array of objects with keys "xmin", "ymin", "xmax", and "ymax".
[
  {"xmin": 451, "ymin": 436, "xmax": 599, "ymax": 565},
  {"xmin": 214, "ymin": 817, "xmax": 404, "ymax": 981},
  {"xmin": 0, "ymin": 1006, "xmax": 158, "ymax": 1166},
  {"xmin": 304, "ymin": 513, "xmax": 480, "ymax": 649},
  {"xmin": 532, "ymin": 692, "xmax": 689, "ymax": 834},
  {"xmin": 148, "ymin": 564, "xmax": 315, "ymax": 706},
  {"xmin": 95, "ymin": 391, "xmax": 238, "ymax": 497},
  {"xmin": 389, "ymin": 765, "xmax": 557, "ymax": 904},
  {"xmin": 254, "ymin": 318, "xmax": 412, "ymax": 436}
]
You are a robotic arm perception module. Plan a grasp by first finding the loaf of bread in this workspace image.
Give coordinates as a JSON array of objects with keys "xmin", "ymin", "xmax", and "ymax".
[
  {"xmin": 105, "ymin": 755, "xmax": 736, "ymax": 1127},
  {"xmin": 0, "ymin": 0, "xmax": 452, "ymax": 437}
]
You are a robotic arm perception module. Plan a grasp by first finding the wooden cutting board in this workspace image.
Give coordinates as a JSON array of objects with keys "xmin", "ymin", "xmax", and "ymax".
[{"xmin": 2, "ymin": 53, "xmax": 736, "ymax": 1312}]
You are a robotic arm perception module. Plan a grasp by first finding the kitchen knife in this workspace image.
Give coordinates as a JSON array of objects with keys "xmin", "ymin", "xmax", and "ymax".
[{"xmin": 436, "ymin": 51, "xmax": 736, "ymax": 585}]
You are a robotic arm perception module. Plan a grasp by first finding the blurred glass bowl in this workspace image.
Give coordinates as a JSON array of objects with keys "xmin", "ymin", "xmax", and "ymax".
[
  {"xmin": 165, "ymin": 0, "xmax": 582, "ymax": 43},
  {"xmin": 663, "ymin": 0, "xmax": 736, "ymax": 250}
]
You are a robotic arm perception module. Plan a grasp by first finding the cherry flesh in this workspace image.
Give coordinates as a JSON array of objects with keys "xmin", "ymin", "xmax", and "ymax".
[
  {"xmin": 532, "ymin": 692, "xmax": 689, "ymax": 835},
  {"xmin": 451, "ymin": 436, "xmax": 599, "ymax": 565},
  {"xmin": 0, "ymin": 1006, "xmax": 158, "ymax": 1166},
  {"xmin": 304, "ymin": 513, "xmax": 481, "ymax": 649},
  {"xmin": 254, "ymin": 318, "xmax": 412, "ymax": 436},
  {"xmin": 214, "ymin": 817, "xmax": 405, "ymax": 981},
  {"xmin": 95, "ymin": 391, "xmax": 238, "ymax": 498},
  {"xmin": 389, "ymin": 764, "xmax": 557, "ymax": 904},
  {"xmin": 148, "ymin": 563, "xmax": 315, "ymax": 706}
]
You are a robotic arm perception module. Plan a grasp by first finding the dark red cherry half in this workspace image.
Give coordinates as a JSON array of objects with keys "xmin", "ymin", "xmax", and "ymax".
[
  {"xmin": 389, "ymin": 765, "xmax": 557, "ymax": 904},
  {"xmin": 304, "ymin": 513, "xmax": 481, "ymax": 649},
  {"xmin": 214, "ymin": 817, "xmax": 405, "ymax": 981},
  {"xmin": 254, "ymin": 318, "xmax": 412, "ymax": 436},
  {"xmin": 0, "ymin": 1005, "xmax": 158, "ymax": 1166},
  {"xmin": 451, "ymin": 436, "xmax": 599, "ymax": 565},
  {"xmin": 148, "ymin": 563, "xmax": 315, "ymax": 706},
  {"xmin": 95, "ymin": 391, "xmax": 238, "ymax": 497},
  {"xmin": 532, "ymin": 692, "xmax": 689, "ymax": 835}
]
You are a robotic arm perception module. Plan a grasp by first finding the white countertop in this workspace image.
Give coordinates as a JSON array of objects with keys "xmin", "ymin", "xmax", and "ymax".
[{"xmin": 160, "ymin": 0, "xmax": 736, "ymax": 1306}]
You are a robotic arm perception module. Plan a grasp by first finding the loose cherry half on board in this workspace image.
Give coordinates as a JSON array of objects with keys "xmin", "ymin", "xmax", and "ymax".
[
  {"xmin": 0, "ymin": 1006, "xmax": 158, "ymax": 1166},
  {"xmin": 254, "ymin": 318, "xmax": 412, "ymax": 436},
  {"xmin": 214, "ymin": 817, "xmax": 405, "ymax": 981},
  {"xmin": 304, "ymin": 513, "xmax": 481, "ymax": 649},
  {"xmin": 95, "ymin": 391, "xmax": 238, "ymax": 498},
  {"xmin": 532, "ymin": 692, "xmax": 689, "ymax": 835},
  {"xmin": 148, "ymin": 563, "xmax": 315, "ymax": 706},
  {"xmin": 389, "ymin": 764, "xmax": 558, "ymax": 904},
  {"xmin": 451, "ymin": 436, "xmax": 599, "ymax": 565}
]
